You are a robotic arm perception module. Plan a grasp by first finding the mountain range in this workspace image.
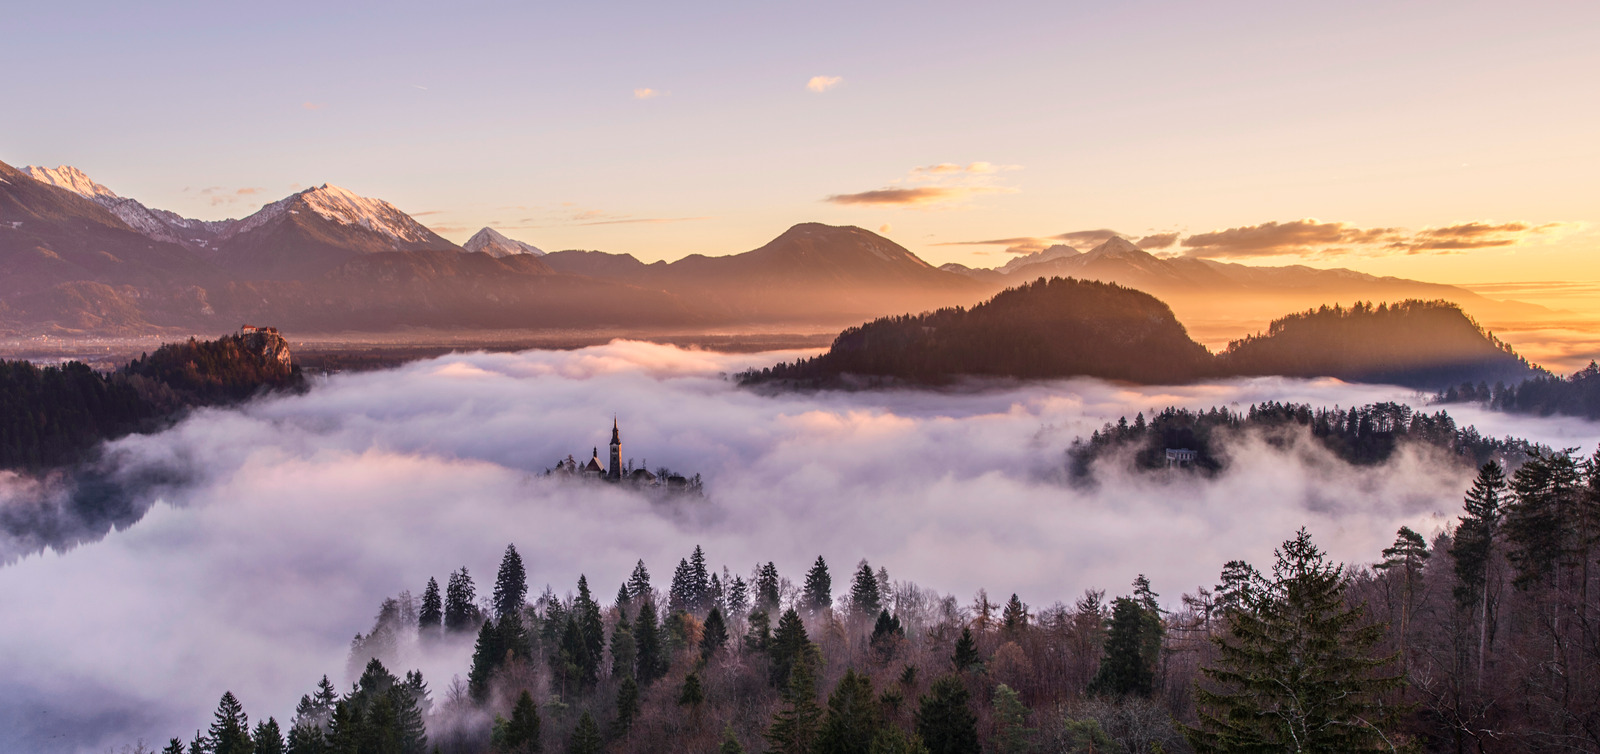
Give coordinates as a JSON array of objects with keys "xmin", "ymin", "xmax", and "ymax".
[{"xmin": 0, "ymin": 159, "xmax": 1546, "ymax": 338}]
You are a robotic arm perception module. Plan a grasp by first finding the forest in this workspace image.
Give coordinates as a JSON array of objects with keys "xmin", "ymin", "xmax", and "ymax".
[
  {"xmin": 0, "ymin": 328, "xmax": 302, "ymax": 471},
  {"xmin": 740, "ymin": 281, "xmax": 1536, "ymax": 392},
  {"xmin": 146, "ymin": 445, "xmax": 1600, "ymax": 754},
  {"xmin": 1439, "ymin": 360, "xmax": 1600, "ymax": 420},
  {"xmin": 1067, "ymin": 401, "xmax": 1540, "ymax": 479}
]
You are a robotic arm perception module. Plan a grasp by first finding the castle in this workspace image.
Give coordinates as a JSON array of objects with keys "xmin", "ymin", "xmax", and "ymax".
[{"xmin": 552, "ymin": 418, "xmax": 693, "ymax": 490}]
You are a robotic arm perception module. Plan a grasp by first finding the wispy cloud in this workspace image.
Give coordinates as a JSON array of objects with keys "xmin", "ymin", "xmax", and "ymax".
[
  {"xmin": 301, "ymin": 102, "xmax": 323, "ymax": 111},
  {"xmin": 1391, "ymin": 222, "xmax": 1558, "ymax": 252},
  {"xmin": 1180, "ymin": 218, "xmax": 1563, "ymax": 259},
  {"xmin": 824, "ymin": 186, "xmax": 1015, "ymax": 207},
  {"xmin": 806, "ymin": 76, "xmax": 842, "ymax": 93},
  {"xmin": 633, "ymin": 88, "xmax": 664, "ymax": 100},
  {"xmin": 1137, "ymin": 233, "xmax": 1180, "ymax": 250},
  {"xmin": 189, "ymin": 186, "xmax": 267, "ymax": 207},
  {"xmin": 909, "ymin": 162, "xmax": 1015, "ymax": 177}
]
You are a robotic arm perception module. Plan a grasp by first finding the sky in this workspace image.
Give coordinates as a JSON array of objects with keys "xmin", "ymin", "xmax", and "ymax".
[
  {"xmin": 3, "ymin": 1, "xmax": 1598, "ymax": 283},
  {"xmin": 8, "ymin": 341, "xmax": 1600, "ymax": 751}
]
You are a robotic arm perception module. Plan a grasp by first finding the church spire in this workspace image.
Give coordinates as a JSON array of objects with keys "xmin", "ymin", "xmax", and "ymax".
[{"xmin": 608, "ymin": 417, "xmax": 622, "ymax": 481}]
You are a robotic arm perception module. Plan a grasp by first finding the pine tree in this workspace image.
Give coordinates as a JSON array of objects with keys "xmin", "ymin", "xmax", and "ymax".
[
  {"xmin": 669, "ymin": 558, "xmax": 695, "ymax": 615},
  {"xmin": 849, "ymin": 560, "xmax": 882, "ymax": 619},
  {"xmin": 188, "ymin": 730, "xmax": 212, "ymax": 754},
  {"xmin": 1186, "ymin": 528, "xmax": 1402, "ymax": 753},
  {"xmin": 1506, "ymin": 449, "xmax": 1583, "ymax": 588},
  {"xmin": 803, "ymin": 556, "xmax": 833, "ymax": 615},
  {"xmin": 252, "ymin": 718, "xmax": 285, "ymax": 754},
  {"xmin": 719, "ymin": 725, "xmax": 746, "ymax": 754},
  {"xmin": 627, "ymin": 559, "xmax": 652, "ymax": 601},
  {"xmin": 610, "ymin": 613, "xmax": 637, "ymax": 680},
  {"xmin": 1451, "ymin": 461, "xmax": 1507, "ymax": 610},
  {"xmin": 766, "ymin": 647, "xmax": 823, "ymax": 754},
  {"xmin": 445, "ymin": 567, "xmax": 480, "ymax": 633},
  {"xmin": 555, "ymin": 614, "xmax": 591, "ymax": 694},
  {"xmin": 493, "ymin": 544, "xmax": 529, "ymax": 622},
  {"xmin": 1090, "ymin": 597, "xmax": 1153, "ymax": 697},
  {"xmin": 394, "ymin": 672, "xmax": 430, "ymax": 754},
  {"xmin": 468, "ymin": 619, "xmax": 504, "ymax": 702},
  {"xmin": 745, "ymin": 609, "xmax": 773, "ymax": 653},
  {"xmin": 574, "ymin": 575, "xmax": 605, "ymax": 681},
  {"xmin": 991, "ymin": 684, "xmax": 1032, "ymax": 754},
  {"xmin": 566, "ymin": 712, "xmax": 602, "ymax": 754},
  {"xmin": 1377, "ymin": 525, "xmax": 1430, "ymax": 672},
  {"xmin": 771, "ymin": 608, "xmax": 812, "ymax": 688},
  {"xmin": 501, "ymin": 690, "xmax": 542, "ymax": 753},
  {"xmin": 1131, "ymin": 574, "xmax": 1164, "ymax": 679},
  {"xmin": 700, "ymin": 606, "xmax": 730, "ymax": 662},
  {"xmin": 690, "ymin": 545, "xmax": 711, "ymax": 613},
  {"xmin": 815, "ymin": 667, "xmax": 882, "ymax": 754},
  {"xmin": 615, "ymin": 582, "xmax": 632, "ymax": 614},
  {"xmin": 419, "ymin": 577, "xmax": 443, "ymax": 636},
  {"xmin": 757, "ymin": 562, "xmax": 781, "ymax": 612},
  {"xmin": 679, "ymin": 672, "xmax": 706, "ymax": 709},
  {"xmin": 634, "ymin": 600, "xmax": 667, "ymax": 685},
  {"xmin": 1000, "ymin": 594, "xmax": 1027, "ymax": 637},
  {"xmin": 728, "ymin": 575, "xmax": 750, "ymax": 618},
  {"xmin": 162, "ymin": 739, "xmax": 185, "ymax": 754},
  {"xmin": 950, "ymin": 627, "xmax": 980, "ymax": 672},
  {"xmin": 208, "ymin": 691, "xmax": 252, "ymax": 754},
  {"xmin": 613, "ymin": 676, "xmax": 640, "ymax": 736},
  {"xmin": 915, "ymin": 675, "xmax": 979, "ymax": 754},
  {"xmin": 870, "ymin": 610, "xmax": 904, "ymax": 660}
]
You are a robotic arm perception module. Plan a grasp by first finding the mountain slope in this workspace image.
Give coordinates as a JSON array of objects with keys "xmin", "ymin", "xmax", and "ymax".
[
  {"xmin": 212, "ymin": 185, "xmax": 463, "ymax": 279},
  {"xmin": 20, "ymin": 165, "xmax": 231, "ymax": 249},
  {"xmin": 464, "ymin": 227, "xmax": 545, "ymax": 257}
]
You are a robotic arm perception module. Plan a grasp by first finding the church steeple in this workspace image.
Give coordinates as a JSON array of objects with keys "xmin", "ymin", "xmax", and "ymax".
[{"xmin": 608, "ymin": 417, "xmax": 622, "ymax": 481}]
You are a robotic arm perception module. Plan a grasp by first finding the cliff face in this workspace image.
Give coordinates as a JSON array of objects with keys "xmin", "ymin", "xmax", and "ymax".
[{"xmin": 239, "ymin": 325, "xmax": 293, "ymax": 373}]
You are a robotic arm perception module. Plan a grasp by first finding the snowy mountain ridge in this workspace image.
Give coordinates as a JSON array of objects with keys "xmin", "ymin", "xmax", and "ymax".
[{"xmin": 464, "ymin": 227, "xmax": 545, "ymax": 257}]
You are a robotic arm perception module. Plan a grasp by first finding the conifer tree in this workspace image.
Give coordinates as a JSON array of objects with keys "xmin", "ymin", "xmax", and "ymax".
[
  {"xmin": 634, "ymin": 600, "xmax": 667, "ymax": 685},
  {"xmin": 253, "ymin": 717, "xmax": 285, "ymax": 754},
  {"xmin": 690, "ymin": 545, "xmax": 711, "ymax": 612},
  {"xmin": 1506, "ymin": 449, "xmax": 1583, "ymax": 588},
  {"xmin": 1000, "ymin": 594, "xmax": 1028, "ymax": 636},
  {"xmin": 756, "ymin": 562, "xmax": 782, "ymax": 612},
  {"xmin": 445, "ymin": 567, "xmax": 480, "ymax": 633},
  {"xmin": 555, "ymin": 614, "xmax": 591, "ymax": 693},
  {"xmin": 567, "ymin": 712, "xmax": 602, "ymax": 754},
  {"xmin": 669, "ymin": 558, "xmax": 695, "ymax": 615},
  {"xmin": 744, "ymin": 609, "xmax": 773, "ymax": 653},
  {"xmin": 719, "ymin": 725, "xmax": 746, "ymax": 754},
  {"xmin": 501, "ymin": 690, "xmax": 542, "ymax": 753},
  {"xmin": 162, "ymin": 739, "xmax": 185, "ymax": 754},
  {"xmin": 849, "ymin": 560, "xmax": 882, "ymax": 619},
  {"xmin": 1377, "ymin": 526, "xmax": 1430, "ymax": 672},
  {"xmin": 208, "ymin": 691, "xmax": 252, "ymax": 754},
  {"xmin": 803, "ymin": 556, "xmax": 833, "ymax": 615},
  {"xmin": 915, "ymin": 675, "xmax": 979, "ymax": 754},
  {"xmin": 493, "ymin": 544, "xmax": 529, "ymax": 622},
  {"xmin": 1186, "ymin": 529, "xmax": 1402, "ymax": 753},
  {"xmin": 574, "ymin": 575, "xmax": 605, "ymax": 680},
  {"xmin": 950, "ymin": 627, "xmax": 980, "ymax": 672},
  {"xmin": 610, "ymin": 613, "xmax": 637, "ymax": 680},
  {"xmin": 679, "ymin": 672, "xmax": 705, "ymax": 710},
  {"xmin": 627, "ymin": 559, "xmax": 652, "ymax": 602},
  {"xmin": 418, "ymin": 577, "xmax": 443, "ymax": 635},
  {"xmin": 766, "ymin": 647, "xmax": 823, "ymax": 754},
  {"xmin": 468, "ymin": 619, "xmax": 503, "ymax": 702},
  {"xmin": 1131, "ymin": 574, "xmax": 1164, "ymax": 678},
  {"xmin": 870, "ymin": 610, "xmax": 904, "ymax": 660},
  {"xmin": 700, "ymin": 606, "xmax": 729, "ymax": 662},
  {"xmin": 614, "ymin": 676, "xmax": 640, "ymax": 736},
  {"xmin": 1451, "ymin": 461, "xmax": 1507, "ymax": 611},
  {"xmin": 770, "ymin": 608, "xmax": 812, "ymax": 688},
  {"xmin": 1090, "ymin": 597, "xmax": 1153, "ymax": 697},
  {"xmin": 189, "ymin": 730, "xmax": 212, "ymax": 754},
  {"xmin": 815, "ymin": 667, "xmax": 882, "ymax": 754},
  {"xmin": 729, "ymin": 575, "xmax": 750, "ymax": 617},
  {"xmin": 615, "ymin": 582, "xmax": 632, "ymax": 614},
  {"xmin": 991, "ymin": 684, "xmax": 1032, "ymax": 754}
]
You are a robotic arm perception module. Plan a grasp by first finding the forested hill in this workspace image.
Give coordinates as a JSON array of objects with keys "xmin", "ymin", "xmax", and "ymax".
[
  {"xmin": 741, "ymin": 277, "xmax": 1215, "ymax": 386},
  {"xmin": 0, "ymin": 327, "xmax": 303, "ymax": 470},
  {"xmin": 1217, "ymin": 300, "xmax": 1538, "ymax": 389}
]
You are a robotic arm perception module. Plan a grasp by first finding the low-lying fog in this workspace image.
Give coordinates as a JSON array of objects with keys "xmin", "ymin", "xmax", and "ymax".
[{"xmin": 3, "ymin": 341, "xmax": 1599, "ymax": 752}]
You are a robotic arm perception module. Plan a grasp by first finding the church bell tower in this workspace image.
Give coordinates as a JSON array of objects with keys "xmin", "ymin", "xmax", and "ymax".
[{"xmin": 608, "ymin": 417, "xmax": 622, "ymax": 481}]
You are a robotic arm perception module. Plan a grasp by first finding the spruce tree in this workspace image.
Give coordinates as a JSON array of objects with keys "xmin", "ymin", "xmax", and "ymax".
[
  {"xmin": 756, "ymin": 562, "xmax": 781, "ymax": 612},
  {"xmin": 849, "ymin": 560, "xmax": 882, "ymax": 619},
  {"xmin": 208, "ymin": 691, "xmax": 252, "ymax": 754},
  {"xmin": 1186, "ymin": 528, "xmax": 1402, "ymax": 753},
  {"xmin": 1131, "ymin": 574, "xmax": 1165, "ymax": 678},
  {"xmin": 729, "ymin": 575, "xmax": 750, "ymax": 617},
  {"xmin": 719, "ymin": 725, "xmax": 746, "ymax": 754},
  {"xmin": 870, "ymin": 610, "xmax": 904, "ymax": 660},
  {"xmin": 690, "ymin": 545, "xmax": 711, "ymax": 612},
  {"xmin": 700, "ymin": 606, "xmax": 730, "ymax": 662},
  {"xmin": 627, "ymin": 559, "xmax": 652, "ymax": 601},
  {"xmin": 445, "ymin": 567, "xmax": 480, "ymax": 633},
  {"xmin": 1451, "ymin": 461, "xmax": 1507, "ymax": 610},
  {"xmin": 614, "ymin": 676, "xmax": 640, "ymax": 736},
  {"xmin": 815, "ymin": 667, "xmax": 882, "ymax": 754},
  {"xmin": 502, "ymin": 690, "xmax": 542, "ymax": 753},
  {"xmin": 555, "ymin": 614, "xmax": 592, "ymax": 693},
  {"xmin": 669, "ymin": 558, "xmax": 694, "ymax": 615},
  {"xmin": 1506, "ymin": 449, "xmax": 1582, "ymax": 588},
  {"xmin": 1000, "ymin": 594, "xmax": 1027, "ymax": 636},
  {"xmin": 468, "ymin": 619, "xmax": 503, "ymax": 702},
  {"xmin": 679, "ymin": 672, "xmax": 706, "ymax": 709},
  {"xmin": 162, "ymin": 739, "xmax": 185, "ymax": 754},
  {"xmin": 574, "ymin": 575, "xmax": 605, "ymax": 681},
  {"xmin": 567, "ymin": 712, "xmax": 602, "ymax": 754},
  {"xmin": 610, "ymin": 613, "xmax": 637, "ymax": 680},
  {"xmin": 634, "ymin": 600, "xmax": 667, "ymax": 685},
  {"xmin": 493, "ymin": 544, "xmax": 529, "ymax": 622},
  {"xmin": 324, "ymin": 701, "xmax": 360, "ymax": 754},
  {"xmin": 615, "ymin": 582, "xmax": 632, "ymax": 614},
  {"xmin": 803, "ymin": 556, "xmax": 833, "ymax": 615},
  {"xmin": 418, "ymin": 577, "xmax": 443, "ymax": 635},
  {"xmin": 991, "ymin": 684, "xmax": 1032, "ymax": 754},
  {"xmin": 915, "ymin": 675, "xmax": 979, "ymax": 754},
  {"xmin": 1089, "ymin": 597, "xmax": 1153, "ymax": 697},
  {"xmin": 766, "ymin": 647, "xmax": 823, "ymax": 754},
  {"xmin": 253, "ymin": 718, "xmax": 285, "ymax": 754},
  {"xmin": 950, "ymin": 627, "xmax": 980, "ymax": 672},
  {"xmin": 745, "ymin": 609, "xmax": 773, "ymax": 653},
  {"xmin": 770, "ymin": 608, "xmax": 812, "ymax": 688}
]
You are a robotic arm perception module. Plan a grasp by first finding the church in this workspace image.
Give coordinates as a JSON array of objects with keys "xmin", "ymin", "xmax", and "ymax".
[{"xmin": 552, "ymin": 418, "xmax": 693, "ymax": 490}]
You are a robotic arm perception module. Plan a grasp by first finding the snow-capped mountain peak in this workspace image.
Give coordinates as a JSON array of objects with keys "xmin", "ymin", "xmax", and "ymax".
[
  {"xmin": 22, "ymin": 165, "xmax": 119, "ymax": 200},
  {"xmin": 298, "ymin": 184, "xmax": 436, "ymax": 244},
  {"xmin": 464, "ymin": 227, "xmax": 546, "ymax": 257},
  {"xmin": 1081, "ymin": 236, "xmax": 1149, "ymax": 260},
  {"xmin": 997, "ymin": 243, "xmax": 1080, "ymax": 274}
]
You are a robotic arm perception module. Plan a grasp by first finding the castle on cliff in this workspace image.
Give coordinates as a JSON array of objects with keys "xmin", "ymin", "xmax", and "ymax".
[{"xmin": 551, "ymin": 418, "xmax": 698, "ymax": 492}]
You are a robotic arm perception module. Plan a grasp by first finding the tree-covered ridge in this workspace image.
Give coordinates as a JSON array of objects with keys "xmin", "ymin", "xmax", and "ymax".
[
  {"xmin": 151, "ymin": 452, "xmax": 1600, "ymax": 754},
  {"xmin": 0, "ymin": 327, "xmax": 303, "ymax": 471},
  {"xmin": 1218, "ymin": 299, "xmax": 1537, "ymax": 389},
  {"xmin": 1438, "ymin": 360, "xmax": 1600, "ymax": 420},
  {"xmin": 741, "ymin": 276, "xmax": 1214, "ymax": 387},
  {"xmin": 741, "ymin": 283, "xmax": 1539, "ymax": 391},
  {"xmin": 1068, "ymin": 401, "xmax": 1540, "ymax": 479}
]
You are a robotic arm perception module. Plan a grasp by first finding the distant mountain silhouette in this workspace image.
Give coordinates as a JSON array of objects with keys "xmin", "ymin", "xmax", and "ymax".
[
  {"xmin": 742, "ymin": 276, "xmax": 1213, "ymax": 386},
  {"xmin": 744, "ymin": 278, "xmax": 1541, "ymax": 390}
]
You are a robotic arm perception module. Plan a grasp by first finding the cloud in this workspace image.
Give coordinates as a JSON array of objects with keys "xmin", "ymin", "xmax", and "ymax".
[
  {"xmin": 191, "ymin": 186, "xmax": 268, "ymax": 207},
  {"xmin": 879, "ymin": 224, "xmax": 892, "ymax": 234},
  {"xmin": 302, "ymin": 102, "xmax": 323, "ymax": 111},
  {"xmin": 909, "ymin": 162, "xmax": 1015, "ymax": 177},
  {"xmin": 1391, "ymin": 222, "xmax": 1556, "ymax": 252},
  {"xmin": 1137, "ymin": 233, "xmax": 1179, "ymax": 250},
  {"xmin": 1052, "ymin": 229, "xmax": 1125, "ymax": 248},
  {"xmin": 6, "ymin": 342, "xmax": 1600, "ymax": 751},
  {"xmin": 823, "ymin": 186, "xmax": 1016, "ymax": 207},
  {"xmin": 1180, "ymin": 219, "xmax": 1403, "ymax": 258},
  {"xmin": 806, "ymin": 76, "xmax": 842, "ymax": 93},
  {"xmin": 633, "ymin": 88, "xmax": 663, "ymax": 100}
]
